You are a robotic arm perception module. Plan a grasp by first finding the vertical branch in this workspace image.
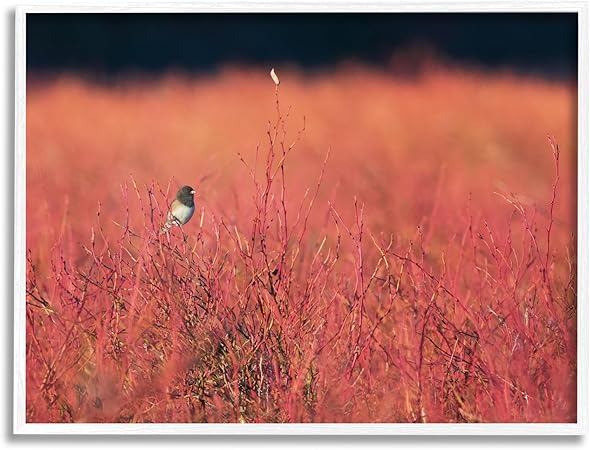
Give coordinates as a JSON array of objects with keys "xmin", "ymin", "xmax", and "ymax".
[{"xmin": 544, "ymin": 135, "xmax": 560, "ymax": 302}]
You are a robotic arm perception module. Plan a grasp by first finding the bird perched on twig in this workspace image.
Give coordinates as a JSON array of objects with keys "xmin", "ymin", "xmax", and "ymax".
[{"xmin": 160, "ymin": 185, "xmax": 196, "ymax": 234}]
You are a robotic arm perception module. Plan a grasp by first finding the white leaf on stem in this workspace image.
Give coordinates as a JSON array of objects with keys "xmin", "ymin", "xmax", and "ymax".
[{"xmin": 270, "ymin": 68, "xmax": 280, "ymax": 86}]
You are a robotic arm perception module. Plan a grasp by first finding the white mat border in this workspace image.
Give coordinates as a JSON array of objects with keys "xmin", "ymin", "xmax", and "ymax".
[{"xmin": 13, "ymin": 1, "xmax": 589, "ymax": 435}]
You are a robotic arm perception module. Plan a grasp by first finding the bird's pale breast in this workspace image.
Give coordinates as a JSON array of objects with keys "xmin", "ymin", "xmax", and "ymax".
[{"xmin": 170, "ymin": 202, "xmax": 195, "ymax": 225}]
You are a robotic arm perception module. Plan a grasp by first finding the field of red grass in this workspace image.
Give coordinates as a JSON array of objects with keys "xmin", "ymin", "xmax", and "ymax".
[{"xmin": 25, "ymin": 65, "xmax": 577, "ymax": 423}]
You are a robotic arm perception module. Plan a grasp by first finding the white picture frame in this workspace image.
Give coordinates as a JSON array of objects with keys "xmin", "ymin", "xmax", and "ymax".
[{"xmin": 13, "ymin": 1, "xmax": 589, "ymax": 435}]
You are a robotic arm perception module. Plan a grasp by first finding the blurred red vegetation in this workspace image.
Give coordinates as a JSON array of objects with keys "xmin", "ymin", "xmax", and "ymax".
[{"xmin": 25, "ymin": 66, "xmax": 577, "ymax": 423}]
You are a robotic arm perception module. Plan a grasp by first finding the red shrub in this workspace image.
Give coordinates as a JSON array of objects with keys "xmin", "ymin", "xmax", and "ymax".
[{"xmin": 25, "ymin": 67, "xmax": 576, "ymax": 423}]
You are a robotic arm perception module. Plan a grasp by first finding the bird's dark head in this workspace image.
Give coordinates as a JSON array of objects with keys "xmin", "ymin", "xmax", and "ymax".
[{"xmin": 176, "ymin": 185, "xmax": 196, "ymax": 206}]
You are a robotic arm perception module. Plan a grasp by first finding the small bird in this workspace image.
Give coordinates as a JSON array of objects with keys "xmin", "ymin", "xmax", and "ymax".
[{"xmin": 160, "ymin": 185, "xmax": 196, "ymax": 234}]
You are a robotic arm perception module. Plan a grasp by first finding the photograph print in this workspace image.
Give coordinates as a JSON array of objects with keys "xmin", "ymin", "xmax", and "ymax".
[{"xmin": 22, "ymin": 12, "xmax": 578, "ymax": 425}]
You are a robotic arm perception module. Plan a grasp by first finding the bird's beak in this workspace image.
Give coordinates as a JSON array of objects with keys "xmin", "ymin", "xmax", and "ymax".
[{"xmin": 191, "ymin": 190, "xmax": 196, "ymax": 195}]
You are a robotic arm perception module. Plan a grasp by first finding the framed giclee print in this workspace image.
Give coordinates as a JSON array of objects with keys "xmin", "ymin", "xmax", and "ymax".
[{"xmin": 14, "ymin": 1, "xmax": 589, "ymax": 435}]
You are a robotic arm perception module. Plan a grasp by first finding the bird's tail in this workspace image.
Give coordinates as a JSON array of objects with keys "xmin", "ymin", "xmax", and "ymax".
[
  {"xmin": 160, "ymin": 211, "xmax": 181, "ymax": 234},
  {"xmin": 160, "ymin": 218, "xmax": 173, "ymax": 234}
]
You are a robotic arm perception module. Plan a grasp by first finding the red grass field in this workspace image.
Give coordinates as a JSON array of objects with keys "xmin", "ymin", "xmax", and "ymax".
[{"xmin": 25, "ymin": 65, "xmax": 577, "ymax": 423}]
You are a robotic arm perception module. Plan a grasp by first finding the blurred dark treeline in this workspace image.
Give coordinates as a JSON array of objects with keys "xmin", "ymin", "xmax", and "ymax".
[{"xmin": 27, "ymin": 13, "xmax": 577, "ymax": 79}]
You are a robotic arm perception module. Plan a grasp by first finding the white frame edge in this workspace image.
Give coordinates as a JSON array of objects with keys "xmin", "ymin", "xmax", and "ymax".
[
  {"xmin": 13, "ymin": 1, "xmax": 589, "ymax": 436},
  {"xmin": 11, "ymin": 422, "xmax": 589, "ymax": 435},
  {"xmin": 14, "ymin": 5, "xmax": 27, "ymax": 437},
  {"xmin": 576, "ymin": 0, "xmax": 589, "ymax": 438}
]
